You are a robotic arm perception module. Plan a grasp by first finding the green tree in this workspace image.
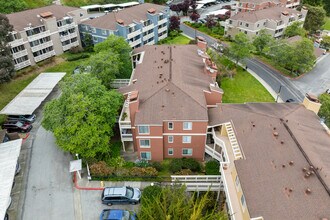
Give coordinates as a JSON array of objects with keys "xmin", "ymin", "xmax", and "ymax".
[
  {"xmin": 324, "ymin": 0, "xmax": 330, "ymax": 16},
  {"xmin": 229, "ymin": 32, "xmax": 254, "ymax": 65},
  {"xmin": 284, "ymin": 21, "xmax": 307, "ymax": 38},
  {"xmin": 304, "ymin": 6, "xmax": 326, "ymax": 33},
  {"xmin": 94, "ymin": 35, "xmax": 132, "ymax": 79},
  {"xmin": 291, "ymin": 38, "xmax": 316, "ymax": 73},
  {"xmin": 0, "ymin": 0, "xmax": 27, "ymax": 14},
  {"xmin": 138, "ymin": 185, "xmax": 227, "ymax": 220},
  {"xmin": 82, "ymin": 51, "xmax": 120, "ymax": 89},
  {"xmin": 302, "ymin": 0, "xmax": 322, "ymax": 6},
  {"xmin": 252, "ymin": 29, "xmax": 274, "ymax": 54},
  {"xmin": 320, "ymin": 35, "xmax": 330, "ymax": 50},
  {"xmin": 319, "ymin": 93, "xmax": 330, "ymax": 127},
  {"xmin": 0, "ymin": 14, "xmax": 15, "ymax": 84},
  {"xmin": 42, "ymin": 74, "xmax": 123, "ymax": 159},
  {"xmin": 82, "ymin": 33, "xmax": 94, "ymax": 52}
]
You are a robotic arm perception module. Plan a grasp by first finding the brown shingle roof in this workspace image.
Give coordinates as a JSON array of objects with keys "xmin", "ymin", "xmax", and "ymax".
[
  {"xmin": 81, "ymin": 3, "xmax": 166, "ymax": 30},
  {"xmin": 230, "ymin": 6, "xmax": 300, "ymax": 23},
  {"xmin": 6, "ymin": 5, "xmax": 79, "ymax": 31},
  {"xmin": 119, "ymin": 45, "xmax": 214, "ymax": 125},
  {"xmin": 208, "ymin": 103, "xmax": 330, "ymax": 220},
  {"xmin": 239, "ymin": 0, "xmax": 280, "ymax": 4}
]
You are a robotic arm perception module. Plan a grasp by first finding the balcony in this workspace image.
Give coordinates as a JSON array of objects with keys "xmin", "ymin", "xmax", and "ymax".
[
  {"xmin": 12, "ymin": 49, "xmax": 28, "ymax": 59},
  {"xmin": 145, "ymin": 40, "xmax": 155, "ymax": 45},
  {"xmin": 119, "ymin": 100, "xmax": 131, "ymax": 129},
  {"xmin": 62, "ymin": 41, "xmax": 80, "ymax": 51},
  {"xmin": 34, "ymin": 50, "xmax": 56, "ymax": 63},
  {"xmin": 9, "ymin": 38, "xmax": 24, "ymax": 48},
  {"xmin": 27, "ymin": 30, "xmax": 51, "ymax": 42},
  {"xmin": 129, "ymin": 39, "xmax": 141, "ymax": 48},
  {"xmin": 143, "ymin": 33, "xmax": 154, "ymax": 41},
  {"xmin": 58, "ymin": 22, "xmax": 77, "ymax": 32},
  {"xmin": 31, "ymin": 41, "xmax": 54, "ymax": 53},
  {"xmin": 158, "ymin": 18, "xmax": 167, "ymax": 26},
  {"xmin": 142, "ymin": 24, "xmax": 155, "ymax": 32},
  {"xmin": 14, "ymin": 60, "xmax": 31, "ymax": 70},
  {"xmin": 158, "ymin": 34, "xmax": 167, "ymax": 40},
  {"xmin": 127, "ymin": 29, "xmax": 142, "ymax": 39},
  {"xmin": 60, "ymin": 32, "xmax": 78, "ymax": 42},
  {"xmin": 121, "ymin": 129, "xmax": 133, "ymax": 141},
  {"xmin": 158, "ymin": 26, "xmax": 167, "ymax": 34}
]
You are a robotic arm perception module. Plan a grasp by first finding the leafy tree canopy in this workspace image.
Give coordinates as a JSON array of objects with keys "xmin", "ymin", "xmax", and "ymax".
[
  {"xmin": 252, "ymin": 29, "xmax": 274, "ymax": 54},
  {"xmin": 94, "ymin": 35, "xmax": 132, "ymax": 79},
  {"xmin": 319, "ymin": 93, "xmax": 330, "ymax": 128},
  {"xmin": 229, "ymin": 32, "xmax": 254, "ymax": 65},
  {"xmin": 302, "ymin": 0, "xmax": 322, "ymax": 6},
  {"xmin": 42, "ymin": 74, "xmax": 123, "ymax": 158},
  {"xmin": 0, "ymin": 0, "xmax": 27, "ymax": 14},
  {"xmin": 283, "ymin": 21, "xmax": 307, "ymax": 38},
  {"xmin": 304, "ymin": 5, "xmax": 326, "ymax": 33},
  {"xmin": 320, "ymin": 35, "xmax": 330, "ymax": 50},
  {"xmin": 324, "ymin": 0, "xmax": 330, "ymax": 16},
  {"xmin": 169, "ymin": 16, "xmax": 181, "ymax": 31}
]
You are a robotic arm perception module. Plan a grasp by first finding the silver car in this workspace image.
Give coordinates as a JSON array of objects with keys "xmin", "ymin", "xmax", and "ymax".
[{"xmin": 101, "ymin": 186, "xmax": 141, "ymax": 206}]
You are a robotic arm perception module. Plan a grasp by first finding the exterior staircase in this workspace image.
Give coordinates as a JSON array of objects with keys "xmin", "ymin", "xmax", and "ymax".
[{"xmin": 225, "ymin": 123, "xmax": 243, "ymax": 160}]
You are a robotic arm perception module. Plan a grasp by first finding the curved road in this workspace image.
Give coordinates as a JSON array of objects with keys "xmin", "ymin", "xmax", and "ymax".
[{"xmin": 181, "ymin": 24, "xmax": 330, "ymax": 102}]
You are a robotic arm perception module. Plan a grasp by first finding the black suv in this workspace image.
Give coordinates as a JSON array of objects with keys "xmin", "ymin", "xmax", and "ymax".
[
  {"xmin": 2, "ymin": 121, "xmax": 32, "ymax": 133},
  {"xmin": 7, "ymin": 114, "xmax": 36, "ymax": 123}
]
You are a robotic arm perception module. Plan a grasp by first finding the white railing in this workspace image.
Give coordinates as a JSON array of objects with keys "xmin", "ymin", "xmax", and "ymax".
[
  {"xmin": 60, "ymin": 32, "xmax": 78, "ymax": 42},
  {"xmin": 146, "ymin": 40, "xmax": 155, "ymax": 45},
  {"xmin": 31, "ymin": 41, "xmax": 54, "ymax": 53},
  {"xmin": 129, "ymin": 39, "xmax": 141, "ymax": 48},
  {"xmin": 122, "ymin": 136, "xmax": 133, "ymax": 141},
  {"xmin": 58, "ymin": 22, "xmax": 77, "ymax": 32},
  {"xmin": 158, "ymin": 18, "xmax": 168, "ymax": 26},
  {"xmin": 127, "ymin": 29, "xmax": 142, "ymax": 39},
  {"xmin": 62, "ymin": 41, "xmax": 80, "ymax": 51},
  {"xmin": 205, "ymin": 144, "xmax": 222, "ymax": 162},
  {"xmin": 158, "ymin": 26, "xmax": 167, "ymax": 33},
  {"xmin": 14, "ymin": 60, "xmax": 31, "ymax": 70},
  {"xmin": 34, "ymin": 50, "xmax": 56, "ymax": 63},
  {"xmin": 111, "ymin": 79, "xmax": 130, "ymax": 88},
  {"xmin": 171, "ymin": 175, "xmax": 223, "ymax": 191},
  {"xmin": 12, "ymin": 49, "xmax": 28, "ymax": 59},
  {"xmin": 9, "ymin": 38, "xmax": 24, "ymax": 48},
  {"xmin": 142, "ymin": 24, "xmax": 155, "ymax": 32},
  {"xmin": 27, "ymin": 30, "xmax": 51, "ymax": 42},
  {"xmin": 220, "ymin": 165, "xmax": 236, "ymax": 220},
  {"xmin": 143, "ymin": 33, "xmax": 154, "ymax": 41},
  {"xmin": 158, "ymin": 34, "xmax": 167, "ymax": 40},
  {"xmin": 212, "ymin": 128, "xmax": 230, "ymax": 164}
]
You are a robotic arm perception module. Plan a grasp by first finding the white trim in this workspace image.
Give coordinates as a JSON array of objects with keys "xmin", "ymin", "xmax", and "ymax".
[
  {"xmin": 168, "ymin": 135, "xmax": 173, "ymax": 143},
  {"xmin": 182, "ymin": 136, "xmax": 191, "ymax": 143},
  {"xmin": 183, "ymin": 122, "xmax": 192, "ymax": 130},
  {"xmin": 163, "ymin": 133, "xmax": 206, "ymax": 136},
  {"xmin": 136, "ymin": 136, "xmax": 163, "ymax": 139},
  {"xmin": 203, "ymin": 89, "xmax": 211, "ymax": 94},
  {"xmin": 138, "ymin": 125, "xmax": 150, "ymax": 135},
  {"xmin": 139, "ymin": 139, "xmax": 150, "ymax": 148}
]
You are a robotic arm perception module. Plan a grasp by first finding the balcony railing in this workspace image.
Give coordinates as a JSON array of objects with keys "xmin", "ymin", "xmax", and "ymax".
[
  {"xmin": 58, "ymin": 22, "xmax": 77, "ymax": 32},
  {"xmin": 158, "ymin": 34, "xmax": 167, "ymax": 40},
  {"xmin": 27, "ymin": 30, "xmax": 51, "ymax": 42},
  {"xmin": 142, "ymin": 24, "xmax": 155, "ymax": 32},
  {"xmin": 9, "ymin": 38, "xmax": 24, "ymax": 48},
  {"xmin": 12, "ymin": 49, "xmax": 28, "ymax": 59},
  {"xmin": 62, "ymin": 41, "xmax": 80, "ymax": 51},
  {"xmin": 158, "ymin": 26, "xmax": 167, "ymax": 33},
  {"xmin": 158, "ymin": 18, "xmax": 167, "ymax": 26},
  {"xmin": 129, "ymin": 39, "xmax": 141, "ymax": 48},
  {"xmin": 14, "ymin": 60, "xmax": 31, "ymax": 70},
  {"xmin": 171, "ymin": 175, "xmax": 224, "ymax": 192},
  {"xmin": 60, "ymin": 32, "xmax": 78, "ymax": 42},
  {"xmin": 127, "ymin": 29, "xmax": 142, "ymax": 39},
  {"xmin": 143, "ymin": 33, "xmax": 154, "ymax": 41},
  {"xmin": 145, "ymin": 40, "xmax": 155, "ymax": 45},
  {"xmin": 34, "ymin": 50, "xmax": 56, "ymax": 63},
  {"xmin": 31, "ymin": 41, "xmax": 54, "ymax": 53}
]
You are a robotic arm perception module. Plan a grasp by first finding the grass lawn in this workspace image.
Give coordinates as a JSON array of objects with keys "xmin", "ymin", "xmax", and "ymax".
[
  {"xmin": 24, "ymin": 0, "xmax": 52, "ymax": 8},
  {"xmin": 323, "ymin": 17, "xmax": 330, "ymax": 30},
  {"xmin": 184, "ymin": 22, "xmax": 225, "ymax": 41},
  {"xmin": 159, "ymin": 34, "xmax": 191, "ymax": 45}
]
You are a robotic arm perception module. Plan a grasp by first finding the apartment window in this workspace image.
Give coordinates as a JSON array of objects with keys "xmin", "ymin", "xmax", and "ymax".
[
  {"xmin": 168, "ymin": 136, "xmax": 173, "ymax": 143},
  {"xmin": 257, "ymin": 24, "xmax": 259, "ymax": 27},
  {"xmin": 80, "ymin": 13, "xmax": 84, "ymax": 17},
  {"xmin": 141, "ymin": 152, "xmax": 151, "ymax": 160},
  {"xmin": 229, "ymin": 20, "xmax": 232, "ymax": 24},
  {"xmin": 92, "ymin": 28, "xmax": 96, "ymax": 33},
  {"xmin": 244, "ymin": 31, "xmax": 247, "ymax": 34},
  {"xmin": 245, "ymin": 23, "xmax": 249, "ymax": 27},
  {"xmin": 102, "ymin": 30, "xmax": 107, "ymax": 35},
  {"xmin": 235, "ymin": 176, "xmax": 240, "ymax": 190},
  {"xmin": 256, "ymin": 32, "xmax": 259, "ymax": 35},
  {"xmin": 168, "ymin": 122, "xmax": 173, "ymax": 130},
  {"xmin": 139, "ymin": 139, "xmax": 150, "ymax": 148},
  {"xmin": 182, "ymin": 136, "xmax": 191, "ymax": 143},
  {"xmin": 93, "ymin": 36, "xmax": 98, "ymax": 42},
  {"xmin": 85, "ymin": 26, "xmax": 88, "ymax": 31},
  {"xmin": 168, "ymin": 148, "xmax": 174, "ymax": 155},
  {"xmin": 182, "ymin": 148, "xmax": 193, "ymax": 156},
  {"xmin": 183, "ymin": 122, "xmax": 192, "ymax": 130},
  {"xmin": 241, "ymin": 194, "xmax": 246, "ymax": 207},
  {"xmin": 138, "ymin": 125, "xmax": 150, "ymax": 134},
  {"xmin": 240, "ymin": 22, "xmax": 242, "ymax": 25}
]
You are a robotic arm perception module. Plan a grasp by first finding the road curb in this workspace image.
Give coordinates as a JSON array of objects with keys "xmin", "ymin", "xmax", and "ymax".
[{"xmin": 73, "ymin": 172, "xmax": 104, "ymax": 191}]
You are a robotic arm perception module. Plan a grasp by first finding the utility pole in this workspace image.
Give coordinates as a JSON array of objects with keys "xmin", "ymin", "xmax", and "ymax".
[{"xmin": 276, "ymin": 85, "xmax": 282, "ymax": 103}]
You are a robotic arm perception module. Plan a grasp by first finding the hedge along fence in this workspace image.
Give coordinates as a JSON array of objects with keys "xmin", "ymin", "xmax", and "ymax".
[{"xmin": 91, "ymin": 175, "xmax": 172, "ymax": 182}]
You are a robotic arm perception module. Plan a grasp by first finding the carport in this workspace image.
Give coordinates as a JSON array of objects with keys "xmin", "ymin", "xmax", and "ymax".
[
  {"xmin": 0, "ymin": 72, "xmax": 66, "ymax": 116},
  {"xmin": 0, "ymin": 139, "xmax": 22, "ymax": 220}
]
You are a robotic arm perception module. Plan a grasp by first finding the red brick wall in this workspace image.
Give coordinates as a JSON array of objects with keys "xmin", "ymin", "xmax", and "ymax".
[{"xmin": 204, "ymin": 91, "xmax": 222, "ymax": 106}]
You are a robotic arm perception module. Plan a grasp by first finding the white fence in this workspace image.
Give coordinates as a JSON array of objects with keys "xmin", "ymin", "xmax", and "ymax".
[
  {"xmin": 171, "ymin": 175, "xmax": 223, "ymax": 192},
  {"xmin": 111, "ymin": 79, "xmax": 130, "ymax": 88}
]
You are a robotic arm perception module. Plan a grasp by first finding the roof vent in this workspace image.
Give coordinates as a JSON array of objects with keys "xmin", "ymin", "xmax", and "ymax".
[
  {"xmin": 273, "ymin": 127, "xmax": 276, "ymax": 130},
  {"xmin": 282, "ymin": 11, "xmax": 289, "ymax": 16},
  {"xmin": 289, "ymin": 161, "xmax": 294, "ymax": 166},
  {"xmin": 117, "ymin": 19, "xmax": 124, "ymax": 25},
  {"xmin": 289, "ymin": 188, "xmax": 293, "ymax": 192},
  {"xmin": 273, "ymin": 132, "xmax": 279, "ymax": 137},
  {"xmin": 280, "ymin": 140, "xmax": 284, "ymax": 144},
  {"xmin": 148, "ymin": 8, "xmax": 156, "ymax": 14},
  {"xmin": 282, "ymin": 164, "xmax": 286, "ymax": 168},
  {"xmin": 302, "ymin": 167, "xmax": 307, "ymax": 172},
  {"xmin": 305, "ymin": 188, "xmax": 312, "ymax": 194},
  {"xmin": 165, "ymin": 88, "xmax": 170, "ymax": 92}
]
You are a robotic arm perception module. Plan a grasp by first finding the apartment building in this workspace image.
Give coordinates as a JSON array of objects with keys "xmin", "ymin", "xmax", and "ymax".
[
  {"xmin": 237, "ymin": 0, "xmax": 300, "ymax": 12},
  {"xmin": 226, "ymin": 6, "xmax": 308, "ymax": 38},
  {"xmin": 118, "ymin": 39, "xmax": 223, "ymax": 161},
  {"xmin": 6, "ymin": 5, "xmax": 88, "ymax": 70},
  {"xmin": 207, "ymin": 96, "xmax": 330, "ymax": 220},
  {"xmin": 79, "ymin": 3, "xmax": 170, "ymax": 49}
]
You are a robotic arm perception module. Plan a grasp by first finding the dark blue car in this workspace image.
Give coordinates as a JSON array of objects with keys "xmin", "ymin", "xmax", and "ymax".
[{"xmin": 100, "ymin": 209, "xmax": 136, "ymax": 220}]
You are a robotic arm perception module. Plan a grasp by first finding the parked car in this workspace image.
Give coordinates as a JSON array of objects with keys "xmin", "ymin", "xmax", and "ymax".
[
  {"xmin": 326, "ymin": 89, "xmax": 330, "ymax": 95},
  {"xmin": 285, "ymin": 98, "xmax": 295, "ymax": 103},
  {"xmin": 7, "ymin": 114, "xmax": 36, "ymax": 123},
  {"xmin": 100, "ymin": 209, "xmax": 137, "ymax": 220},
  {"xmin": 101, "ymin": 186, "xmax": 141, "ymax": 206},
  {"xmin": 2, "ymin": 121, "xmax": 32, "ymax": 133}
]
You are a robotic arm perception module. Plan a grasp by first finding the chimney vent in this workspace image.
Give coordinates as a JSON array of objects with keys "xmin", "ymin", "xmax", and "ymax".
[
  {"xmin": 280, "ymin": 140, "xmax": 284, "ymax": 144},
  {"xmin": 116, "ymin": 19, "xmax": 124, "ymax": 25},
  {"xmin": 165, "ymin": 88, "xmax": 170, "ymax": 92},
  {"xmin": 305, "ymin": 188, "xmax": 312, "ymax": 194},
  {"xmin": 273, "ymin": 132, "xmax": 279, "ymax": 137},
  {"xmin": 289, "ymin": 161, "xmax": 294, "ymax": 165},
  {"xmin": 147, "ymin": 8, "xmax": 156, "ymax": 14}
]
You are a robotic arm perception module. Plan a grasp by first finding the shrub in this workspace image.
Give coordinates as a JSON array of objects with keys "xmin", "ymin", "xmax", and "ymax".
[
  {"xmin": 205, "ymin": 160, "xmax": 220, "ymax": 175},
  {"xmin": 189, "ymin": 39, "xmax": 197, "ymax": 44},
  {"xmin": 150, "ymin": 162, "xmax": 162, "ymax": 171},
  {"xmin": 110, "ymin": 141, "xmax": 122, "ymax": 158},
  {"xmin": 182, "ymin": 158, "xmax": 201, "ymax": 172},
  {"xmin": 129, "ymin": 167, "xmax": 158, "ymax": 177},
  {"xmin": 108, "ymin": 156, "xmax": 126, "ymax": 168},
  {"xmin": 66, "ymin": 53, "xmax": 90, "ymax": 61},
  {"xmin": 169, "ymin": 158, "xmax": 183, "ymax": 173},
  {"xmin": 135, "ymin": 159, "xmax": 150, "ymax": 168},
  {"xmin": 141, "ymin": 185, "xmax": 162, "ymax": 203},
  {"xmin": 69, "ymin": 46, "xmax": 84, "ymax": 54},
  {"xmin": 123, "ymin": 161, "xmax": 135, "ymax": 168},
  {"xmin": 114, "ymin": 167, "xmax": 130, "ymax": 176},
  {"xmin": 175, "ymin": 169, "xmax": 192, "ymax": 175},
  {"xmin": 90, "ymin": 161, "xmax": 114, "ymax": 176}
]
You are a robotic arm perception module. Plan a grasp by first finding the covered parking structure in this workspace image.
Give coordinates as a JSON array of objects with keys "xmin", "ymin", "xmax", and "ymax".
[
  {"xmin": 0, "ymin": 72, "xmax": 66, "ymax": 116},
  {"xmin": 0, "ymin": 139, "xmax": 23, "ymax": 220}
]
